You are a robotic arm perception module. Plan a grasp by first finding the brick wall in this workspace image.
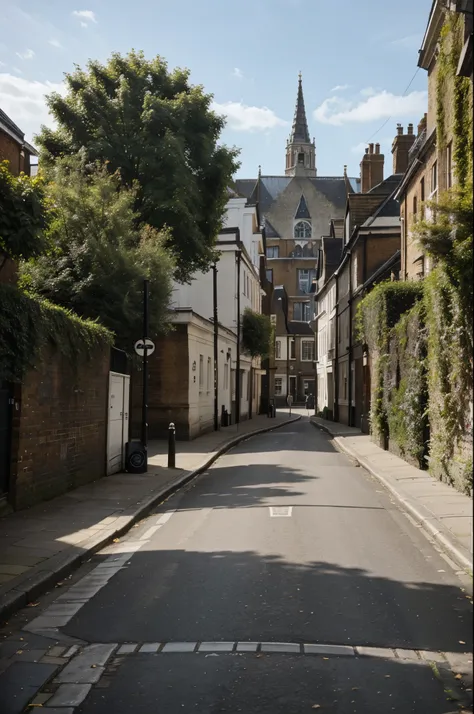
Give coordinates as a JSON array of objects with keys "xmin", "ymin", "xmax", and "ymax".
[
  {"xmin": 10, "ymin": 344, "xmax": 110, "ymax": 510},
  {"xmin": 0, "ymin": 132, "xmax": 21, "ymax": 175},
  {"xmin": 131, "ymin": 325, "xmax": 190, "ymax": 440}
]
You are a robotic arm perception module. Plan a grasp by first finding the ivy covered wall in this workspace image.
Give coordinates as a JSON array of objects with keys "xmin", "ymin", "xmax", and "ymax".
[{"xmin": 358, "ymin": 11, "xmax": 473, "ymax": 496}]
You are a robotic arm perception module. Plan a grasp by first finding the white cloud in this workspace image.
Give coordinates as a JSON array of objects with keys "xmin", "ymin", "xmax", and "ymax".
[
  {"xmin": 331, "ymin": 84, "xmax": 349, "ymax": 92},
  {"xmin": 212, "ymin": 101, "xmax": 287, "ymax": 132},
  {"xmin": 360, "ymin": 86, "xmax": 377, "ymax": 97},
  {"xmin": 72, "ymin": 10, "xmax": 97, "ymax": 25},
  {"xmin": 49, "ymin": 39, "xmax": 63, "ymax": 48},
  {"xmin": 233, "ymin": 68, "xmax": 243, "ymax": 80},
  {"xmin": 16, "ymin": 48, "xmax": 35, "ymax": 60},
  {"xmin": 313, "ymin": 89, "xmax": 427, "ymax": 126},
  {"xmin": 0, "ymin": 72, "xmax": 65, "ymax": 142}
]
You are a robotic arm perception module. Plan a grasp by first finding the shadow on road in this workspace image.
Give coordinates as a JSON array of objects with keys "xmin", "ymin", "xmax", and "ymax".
[{"xmin": 64, "ymin": 546, "xmax": 473, "ymax": 658}]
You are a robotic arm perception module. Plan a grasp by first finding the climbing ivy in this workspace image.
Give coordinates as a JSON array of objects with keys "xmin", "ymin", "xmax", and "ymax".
[
  {"xmin": 0, "ymin": 283, "xmax": 113, "ymax": 382},
  {"xmin": 356, "ymin": 281, "xmax": 423, "ymax": 447},
  {"xmin": 436, "ymin": 12, "xmax": 473, "ymax": 184}
]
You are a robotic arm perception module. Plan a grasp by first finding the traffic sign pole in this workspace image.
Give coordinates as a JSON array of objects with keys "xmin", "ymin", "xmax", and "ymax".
[{"xmin": 141, "ymin": 279, "xmax": 149, "ymax": 465}]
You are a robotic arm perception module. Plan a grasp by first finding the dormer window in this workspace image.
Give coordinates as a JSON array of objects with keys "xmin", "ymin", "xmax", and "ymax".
[{"xmin": 294, "ymin": 220, "xmax": 312, "ymax": 239}]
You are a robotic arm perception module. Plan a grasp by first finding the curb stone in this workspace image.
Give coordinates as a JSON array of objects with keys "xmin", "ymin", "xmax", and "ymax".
[
  {"xmin": 0, "ymin": 415, "xmax": 301, "ymax": 624},
  {"xmin": 310, "ymin": 419, "xmax": 473, "ymax": 575}
]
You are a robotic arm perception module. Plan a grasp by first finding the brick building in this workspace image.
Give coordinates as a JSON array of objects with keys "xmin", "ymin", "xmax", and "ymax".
[
  {"xmin": 396, "ymin": 0, "xmax": 473, "ymax": 280},
  {"xmin": 235, "ymin": 75, "xmax": 360, "ymax": 404},
  {"xmin": 315, "ymin": 130, "xmax": 414, "ymax": 428},
  {"xmin": 0, "ymin": 108, "xmax": 37, "ymax": 177}
]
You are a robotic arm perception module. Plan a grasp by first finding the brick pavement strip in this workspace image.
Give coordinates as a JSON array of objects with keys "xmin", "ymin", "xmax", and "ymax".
[{"xmin": 0, "ymin": 413, "xmax": 301, "ymax": 623}]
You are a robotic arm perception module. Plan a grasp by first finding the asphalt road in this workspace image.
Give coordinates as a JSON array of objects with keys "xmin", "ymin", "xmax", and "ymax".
[{"xmin": 58, "ymin": 418, "xmax": 472, "ymax": 713}]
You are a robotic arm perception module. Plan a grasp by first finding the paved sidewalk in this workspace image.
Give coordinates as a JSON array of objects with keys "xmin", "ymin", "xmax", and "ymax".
[
  {"xmin": 311, "ymin": 416, "xmax": 473, "ymax": 573},
  {"xmin": 0, "ymin": 410, "xmax": 299, "ymax": 622}
]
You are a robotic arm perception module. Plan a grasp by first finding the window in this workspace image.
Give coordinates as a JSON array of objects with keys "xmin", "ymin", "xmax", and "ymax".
[
  {"xmin": 275, "ymin": 377, "xmax": 283, "ymax": 395},
  {"xmin": 290, "ymin": 339, "xmax": 296, "ymax": 359},
  {"xmin": 199, "ymin": 355, "xmax": 204, "ymax": 390},
  {"xmin": 293, "ymin": 302, "xmax": 311, "ymax": 321},
  {"xmin": 224, "ymin": 363, "xmax": 229, "ymax": 390},
  {"xmin": 266, "ymin": 269, "xmax": 273, "ymax": 284},
  {"xmin": 446, "ymin": 142, "xmax": 453, "ymax": 189},
  {"xmin": 297, "ymin": 152, "xmax": 305, "ymax": 165},
  {"xmin": 207, "ymin": 357, "xmax": 212, "ymax": 392},
  {"xmin": 420, "ymin": 177, "xmax": 425, "ymax": 218},
  {"xmin": 298, "ymin": 268, "xmax": 316, "ymax": 293},
  {"xmin": 430, "ymin": 161, "xmax": 438, "ymax": 195},
  {"xmin": 301, "ymin": 340, "xmax": 315, "ymax": 361},
  {"xmin": 294, "ymin": 220, "xmax": 312, "ymax": 239},
  {"xmin": 413, "ymin": 195, "xmax": 417, "ymax": 219},
  {"xmin": 275, "ymin": 340, "xmax": 282, "ymax": 359},
  {"xmin": 266, "ymin": 246, "xmax": 279, "ymax": 258}
]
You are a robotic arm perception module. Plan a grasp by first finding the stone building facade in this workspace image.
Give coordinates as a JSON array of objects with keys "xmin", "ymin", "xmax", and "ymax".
[{"xmin": 235, "ymin": 75, "xmax": 360, "ymax": 404}]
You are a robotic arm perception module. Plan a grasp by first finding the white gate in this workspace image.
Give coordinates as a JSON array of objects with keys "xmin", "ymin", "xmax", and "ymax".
[{"xmin": 107, "ymin": 372, "xmax": 130, "ymax": 475}]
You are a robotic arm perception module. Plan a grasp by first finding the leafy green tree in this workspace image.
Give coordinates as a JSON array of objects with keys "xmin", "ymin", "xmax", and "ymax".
[
  {"xmin": 241, "ymin": 308, "xmax": 272, "ymax": 358},
  {"xmin": 36, "ymin": 50, "xmax": 240, "ymax": 282},
  {"xmin": 0, "ymin": 160, "xmax": 49, "ymax": 265},
  {"xmin": 21, "ymin": 157, "xmax": 174, "ymax": 350}
]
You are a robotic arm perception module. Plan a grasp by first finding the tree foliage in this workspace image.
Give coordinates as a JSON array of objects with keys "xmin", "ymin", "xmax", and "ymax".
[
  {"xmin": 242, "ymin": 308, "xmax": 272, "ymax": 358},
  {"xmin": 20, "ymin": 157, "xmax": 174, "ymax": 351},
  {"xmin": 0, "ymin": 160, "xmax": 49, "ymax": 263},
  {"xmin": 36, "ymin": 50, "xmax": 240, "ymax": 282}
]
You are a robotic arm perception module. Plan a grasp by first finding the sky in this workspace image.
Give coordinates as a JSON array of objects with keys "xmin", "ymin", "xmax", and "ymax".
[{"xmin": 0, "ymin": 0, "xmax": 433, "ymax": 180}]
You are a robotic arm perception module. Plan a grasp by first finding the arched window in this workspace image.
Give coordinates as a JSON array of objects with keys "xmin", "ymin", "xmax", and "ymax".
[
  {"xmin": 292, "ymin": 244, "xmax": 303, "ymax": 258},
  {"xmin": 294, "ymin": 221, "xmax": 312, "ymax": 239},
  {"xmin": 298, "ymin": 152, "xmax": 305, "ymax": 165}
]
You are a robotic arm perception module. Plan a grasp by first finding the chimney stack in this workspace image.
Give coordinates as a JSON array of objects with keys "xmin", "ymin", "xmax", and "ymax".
[
  {"xmin": 360, "ymin": 142, "xmax": 384, "ymax": 192},
  {"xmin": 391, "ymin": 124, "xmax": 416, "ymax": 174},
  {"xmin": 417, "ymin": 113, "xmax": 427, "ymax": 136}
]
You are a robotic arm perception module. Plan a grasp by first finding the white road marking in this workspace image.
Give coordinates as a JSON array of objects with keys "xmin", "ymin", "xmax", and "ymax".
[
  {"xmin": 155, "ymin": 511, "xmax": 176, "ymax": 526},
  {"xmin": 269, "ymin": 506, "xmax": 293, "ymax": 517},
  {"xmin": 140, "ymin": 525, "xmax": 162, "ymax": 540}
]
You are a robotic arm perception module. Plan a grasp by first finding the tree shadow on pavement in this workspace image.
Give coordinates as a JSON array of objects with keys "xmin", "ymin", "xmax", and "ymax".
[{"xmin": 64, "ymin": 547, "xmax": 473, "ymax": 659}]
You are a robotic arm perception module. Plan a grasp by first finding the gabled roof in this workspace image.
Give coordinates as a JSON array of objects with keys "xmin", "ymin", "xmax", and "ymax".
[
  {"xmin": 264, "ymin": 218, "xmax": 280, "ymax": 238},
  {"xmin": 295, "ymin": 194, "xmax": 311, "ymax": 219},
  {"xmin": 347, "ymin": 174, "xmax": 402, "ymax": 236},
  {"xmin": 0, "ymin": 108, "xmax": 24, "ymax": 142}
]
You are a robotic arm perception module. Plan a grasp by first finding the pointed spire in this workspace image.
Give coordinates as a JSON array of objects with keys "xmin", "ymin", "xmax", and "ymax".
[{"xmin": 290, "ymin": 73, "xmax": 310, "ymax": 144}]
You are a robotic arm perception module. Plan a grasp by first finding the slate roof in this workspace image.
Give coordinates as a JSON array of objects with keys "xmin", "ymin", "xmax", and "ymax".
[
  {"xmin": 288, "ymin": 321, "xmax": 314, "ymax": 335},
  {"xmin": 295, "ymin": 194, "xmax": 311, "ymax": 219},
  {"xmin": 323, "ymin": 237, "xmax": 343, "ymax": 271},
  {"xmin": 264, "ymin": 218, "xmax": 280, "ymax": 238},
  {"xmin": 0, "ymin": 107, "xmax": 24, "ymax": 141},
  {"xmin": 362, "ymin": 179, "xmax": 402, "ymax": 228},
  {"xmin": 235, "ymin": 175, "xmax": 354, "ymax": 218},
  {"xmin": 347, "ymin": 174, "xmax": 402, "ymax": 236}
]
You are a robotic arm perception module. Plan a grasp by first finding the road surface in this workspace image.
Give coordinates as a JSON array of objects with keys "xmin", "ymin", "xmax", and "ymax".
[{"xmin": 15, "ymin": 418, "xmax": 474, "ymax": 712}]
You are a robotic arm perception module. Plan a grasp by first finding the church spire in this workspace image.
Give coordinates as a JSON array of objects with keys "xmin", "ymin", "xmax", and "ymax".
[
  {"xmin": 285, "ymin": 73, "xmax": 316, "ymax": 177},
  {"xmin": 290, "ymin": 72, "xmax": 311, "ymax": 144}
]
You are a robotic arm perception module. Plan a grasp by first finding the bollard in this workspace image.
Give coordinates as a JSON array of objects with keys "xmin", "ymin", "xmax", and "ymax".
[{"xmin": 168, "ymin": 422, "xmax": 176, "ymax": 468}]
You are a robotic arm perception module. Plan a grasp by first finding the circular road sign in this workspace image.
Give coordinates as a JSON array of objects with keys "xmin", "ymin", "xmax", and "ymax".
[{"xmin": 134, "ymin": 338, "xmax": 155, "ymax": 357}]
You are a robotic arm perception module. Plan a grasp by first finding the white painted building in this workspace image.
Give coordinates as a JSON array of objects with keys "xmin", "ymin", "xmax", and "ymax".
[
  {"xmin": 167, "ymin": 194, "xmax": 266, "ymax": 438},
  {"xmin": 315, "ymin": 237, "xmax": 342, "ymax": 418}
]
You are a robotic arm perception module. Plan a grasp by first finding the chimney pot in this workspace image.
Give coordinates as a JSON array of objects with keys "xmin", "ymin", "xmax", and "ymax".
[
  {"xmin": 407, "ymin": 123, "xmax": 414, "ymax": 135},
  {"xmin": 369, "ymin": 143, "xmax": 374, "ymax": 154},
  {"xmin": 397, "ymin": 124, "xmax": 403, "ymax": 135},
  {"xmin": 375, "ymin": 143, "xmax": 380, "ymax": 154},
  {"xmin": 365, "ymin": 147, "xmax": 369, "ymax": 154}
]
